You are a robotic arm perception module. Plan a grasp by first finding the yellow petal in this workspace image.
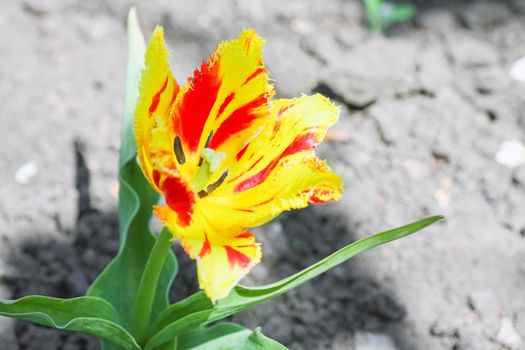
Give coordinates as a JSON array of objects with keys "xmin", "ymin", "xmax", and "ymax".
[
  {"xmin": 203, "ymin": 157, "xmax": 343, "ymax": 229},
  {"xmin": 135, "ymin": 27, "xmax": 180, "ymax": 192},
  {"xmin": 225, "ymin": 94, "xmax": 340, "ymax": 187},
  {"xmin": 202, "ymin": 94, "xmax": 343, "ymax": 228},
  {"xmin": 196, "ymin": 229, "xmax": 261, "ymax": 301},
  {"xmin": 170, "ymin": 29, "xmax": 274, "ymax": 182},
  {"xmin": 154, "ymin": 205, "xmax": 261, "ymax": 300}
]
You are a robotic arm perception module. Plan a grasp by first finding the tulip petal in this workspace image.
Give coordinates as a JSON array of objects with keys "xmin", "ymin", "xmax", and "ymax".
[
  {"xmin": 154, "ymin": 205, "xmax": 261, "ymax": 301},
  {"xmin": 195, "ymin": 230, "xmax": 261, "ymax": 301},
  {"xmin": 171, "ymin": 29, "xmax": 274, "ymax": 179},
  {"xmin": 202, "ymin": 94, "xmax": 344, "ymax": 228},
  {"xmin": 135, "ymin": 27, "xmax": 180, "ymax": 192},
  {"xmin": 228, "ymin": 94, "xmax": 340, "ymax": 187}
]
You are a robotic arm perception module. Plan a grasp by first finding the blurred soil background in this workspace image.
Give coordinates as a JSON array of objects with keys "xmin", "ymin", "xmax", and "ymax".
[{"xmin": 1, "ymin": 0, "xmax": 525, "ymax": 349}]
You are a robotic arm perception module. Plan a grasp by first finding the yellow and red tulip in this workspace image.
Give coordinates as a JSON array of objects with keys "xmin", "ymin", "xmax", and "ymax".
[{"xmin": 135, "ymin": 27, "xmax": 344, "ymax": 301}]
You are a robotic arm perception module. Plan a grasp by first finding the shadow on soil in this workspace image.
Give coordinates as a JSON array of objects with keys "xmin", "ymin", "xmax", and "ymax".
[
  {"xmin": 232, "ymin": 206, "xmax": 419, "ymax": 350},
  {"xmin": 4, "ymin": 141, "xmax": 418, "ymax": 349},
  {"xmin": 4, "ymin": 140, "xmax": 119, "ymax": 349}
]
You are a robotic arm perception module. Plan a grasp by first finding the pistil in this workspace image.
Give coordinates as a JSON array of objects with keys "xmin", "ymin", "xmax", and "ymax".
[{"xmin": 192, "ymin": 147, "xmax": 227, "ymax": 195}]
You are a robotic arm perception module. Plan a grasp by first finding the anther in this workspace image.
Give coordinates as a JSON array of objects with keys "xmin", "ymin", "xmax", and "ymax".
[
  {"xmin": 206, "ymin": 170, "xmax": 228, "ymax": 194},
  {"xmin": 173, "ymin": 136, "xmax": 186, "ymax": 165},
  {"xmin": 205, "ymin": 130, "xmax": 214, "ymax": 148},
  {"xmin": 198, "ymin": 130, "xmax": 215, "ymax": 166},
  {"xmin": 197, "ymin": 190, "xmax": 208, "ymax": 198}
]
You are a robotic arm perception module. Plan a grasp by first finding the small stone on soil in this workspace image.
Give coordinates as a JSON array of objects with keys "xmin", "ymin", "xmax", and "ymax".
[
  {"xmin": 496, "ymin": 317, "xmax": 522, "ymax": 349},
  {"xmin": 353, "ymin": 331, "xmax": 398, "ymax": 350}
]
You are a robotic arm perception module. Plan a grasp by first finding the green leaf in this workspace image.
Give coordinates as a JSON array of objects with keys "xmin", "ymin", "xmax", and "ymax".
[
  {"xmin": 176, "ymin": 323, "xmax": 245, "ymax": 349},
  {"xmin": 0, "ymin": 296, "xmax": 140, "ymax": 350},
  {"xmin": 145, "ymin": 216, "xmax": 443, "ymax": 349},
  {"xmin": 382, "ymin": 3, "xmax": 416, "ymax": 25},
  {"xmin": 177, "ymin": 323, "xmax": 287, "ymax": 350},
  {"xmin": 119, "ymin": 7, "xmax": 147, "ymax": 168},
  {"xmin": 131, "ymin": 229, "xmax": 174, "ymax": 344},
  {"xmin": 87, "ymin": 6, "xmax": 177, "ymax": 344},
  {"xmin": 363, "ymin": 0, "xmax": 383, "ymax": 32}
]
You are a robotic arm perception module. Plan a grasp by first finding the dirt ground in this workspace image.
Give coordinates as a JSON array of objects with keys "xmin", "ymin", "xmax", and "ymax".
[{"xmin": 1, "ymin": 0, "xmax": 524, "ymax": 349}]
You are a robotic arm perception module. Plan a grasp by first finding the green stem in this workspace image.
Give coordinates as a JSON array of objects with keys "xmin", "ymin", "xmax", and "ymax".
[{"xmin": 131, "ymin": 228, "xmax": 172, "ymax": 345}]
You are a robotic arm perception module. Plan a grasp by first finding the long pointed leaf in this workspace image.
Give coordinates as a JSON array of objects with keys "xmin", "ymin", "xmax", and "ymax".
[
  {"xmin": 382, "ymin": 3, "xmax": 416, "ymax": 26},
  {"xmin": 145, "ymin": 216, "xmax": 443, "ymax": 349},
  {"xmin": 0, "ymin": 296, "xmax": 139, "ymax": 350},
  {"xmin": 177, "ymin": 324, "xmax": 287, "ymax": 350},
  {"xmin": 176, "ymin": 323, "xmax": 245, "ymax": 349},
  {"xmin": 363, "ymin": 0, "xmax": 383, "ymax": 32},
  {"xmin": 87, "ymin": 7, "xmax": 177, "ymax": 341}
]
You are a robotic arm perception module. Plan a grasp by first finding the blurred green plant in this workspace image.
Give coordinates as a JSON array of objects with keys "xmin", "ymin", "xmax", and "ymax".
[
  {"xmin": 0, "ymin": 8, "xmax": 441, "ymax": 350},
  {"xmin": 363, "ymin": 0, "xmax": 417, "ymax": 32}
]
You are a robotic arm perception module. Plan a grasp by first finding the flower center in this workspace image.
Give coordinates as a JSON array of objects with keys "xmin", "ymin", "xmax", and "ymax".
[
  {"xmin": 172, "ymin": 131, "xmax": 229, "ymax": 198},
  {"xmin": 192, "ymin": 147, "xmax": 228, "ymax": 197}
]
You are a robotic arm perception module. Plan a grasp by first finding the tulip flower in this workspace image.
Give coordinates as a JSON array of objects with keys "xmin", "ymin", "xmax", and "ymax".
[{"xmin": 135, "ymin": 27, "xmax": 344, "ymax": 300}]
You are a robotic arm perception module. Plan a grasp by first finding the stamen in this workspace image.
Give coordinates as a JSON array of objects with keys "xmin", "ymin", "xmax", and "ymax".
[
  {"xmin": 199, "ymin": 131, "xmax": 215, "ymax": 166},
  {"xmin": 206, "ymin": 170, "xmax": 228, "ymax": 194},
  {"xmin": 197, "ymin": 190, "xmax": 208, "ymax": 198},
  {"xmin": 205, "ymin": 130, "xmax": 214, "ymax": 148},
  {"xmin": 173, "ymin": 136, "xmax": 186, "ymax": 165}
]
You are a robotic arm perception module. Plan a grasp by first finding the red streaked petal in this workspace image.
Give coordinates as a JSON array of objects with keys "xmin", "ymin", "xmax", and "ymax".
[
  {"xmin": 234, "ymin": 132, "xmax": 317, "ymax": 192},
  {"xmin": 308, "ymin": 187, "xmax": 341, "ymax": 204},
  {"xmin": 135, "ymin": 27, "xmax": 180, "ymax": 192},
  {"xmin": 225, "ymin": 246, "xmax": 251, "ymax": 269},
  {"xmin": 243, "ymin": 67, "xmax": 265, "ymax": 86},
  {"xmin": 209, "ymin": 94, "xmax": 268, "ymax": 149},
  {"xmin": 149, "ymin": 76, "xmax": 169, "ymax": 115},
  {"xmin": 198, "ymin": 233, "xmax": 211, "ymax": 258},
  {"xmin": 168, "ymin": 29, "xmax": 273, "ymax": 174},
  {"xmin": 236, "ymin": 143, "xmax": 249, "ymax": 161},
  {"xmin": 172, "ymin": 61, "xmax": 222, "ymax": 153},
  {"xmin": 281, "ymin": 133, "xmax": 317, "ymax": 157},
  {"xmin": 161, "ymin": 176, "xmax": 195, "ymax": 226},
  {"xmin": 217, "ymin": 92, "xmax": 235, "ymax": 119}
]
